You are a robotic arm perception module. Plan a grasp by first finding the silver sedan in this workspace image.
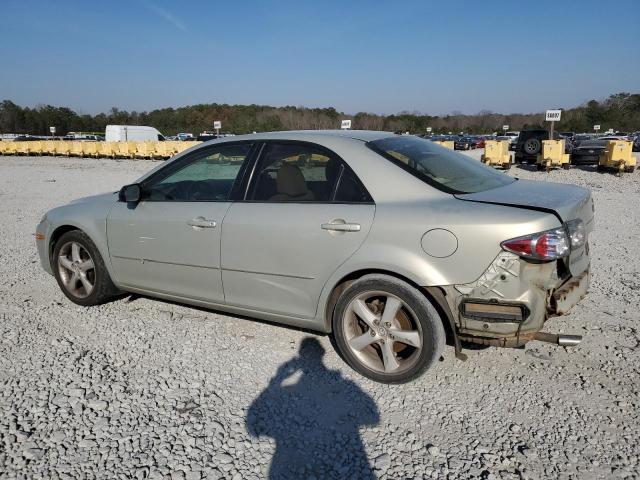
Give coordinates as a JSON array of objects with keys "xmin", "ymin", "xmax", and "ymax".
[{"xmin": 36, "ymin": 131, "xmax": 593, "ymax": 383}]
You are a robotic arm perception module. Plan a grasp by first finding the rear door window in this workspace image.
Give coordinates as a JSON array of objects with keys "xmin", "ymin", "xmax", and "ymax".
[{"xmin": 248, "ymin": 142, "xmax": 372, "ymax": 203}]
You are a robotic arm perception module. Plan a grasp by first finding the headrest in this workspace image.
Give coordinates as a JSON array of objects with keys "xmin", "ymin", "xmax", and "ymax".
[{"xmin": 276, "ymin": 163, "xmax": 309, "ymax": 197}]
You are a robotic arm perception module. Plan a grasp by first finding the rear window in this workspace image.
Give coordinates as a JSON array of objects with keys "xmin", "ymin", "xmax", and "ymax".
[{"xmin": 367, "ymin": 136, "xmax": 515, "ymax": 194}]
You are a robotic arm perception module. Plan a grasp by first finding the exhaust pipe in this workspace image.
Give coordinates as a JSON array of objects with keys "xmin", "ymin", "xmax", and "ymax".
[{"xmin": 534, "ymin": 332, "xmax": 582, "ymax": 346}]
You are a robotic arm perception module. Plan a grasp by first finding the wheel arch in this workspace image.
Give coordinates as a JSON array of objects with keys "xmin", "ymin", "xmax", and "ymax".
[
  {"xmin": 322, "ymin": 268, "xmax": 458, "ymax": 347},
  {"xmin": 47, "ymin": 222, "xmax": 117, "ymax": 286},
  {"xmin": 48, "ymin": 224, "xmax": 81, "ymax": 269}
]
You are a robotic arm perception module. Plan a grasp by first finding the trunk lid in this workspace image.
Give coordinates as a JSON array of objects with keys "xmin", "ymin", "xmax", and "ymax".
[{"xmin": 456, "ymin": 179, "xmax": 594, "ymax": 275}]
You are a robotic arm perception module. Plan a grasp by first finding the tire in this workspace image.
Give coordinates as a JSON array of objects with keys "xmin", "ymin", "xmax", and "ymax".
[
  {"xmin": 523, "ymin": 138, "xmax": 541, "ymax": 155},
  {"xmin": 52, "ymin": 230, "xmax": 119, "ymax": 306},
  {"xmin": 331, "ymin": 274, "xmax": 445, "ymax": 384}
]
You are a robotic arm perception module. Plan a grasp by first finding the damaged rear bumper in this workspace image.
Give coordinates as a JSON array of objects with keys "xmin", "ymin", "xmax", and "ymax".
[{"xmin": 442, "ymin": 251, "xmax": 589, "ymax": 348}]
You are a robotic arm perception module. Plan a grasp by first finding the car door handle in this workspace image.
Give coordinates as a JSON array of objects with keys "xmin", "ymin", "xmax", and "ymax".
[
  {"xmin": 187, "ymin": 217, "xmax": 217, "ymax": 229},
  {"xmin": 321, "ymin": 221, "xmax": 361, "ymax": 232}
]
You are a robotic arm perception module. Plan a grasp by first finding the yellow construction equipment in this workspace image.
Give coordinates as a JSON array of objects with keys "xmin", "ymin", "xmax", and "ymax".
[
  {"xmin": 3, "ymin": 141, "xmax": 19, "ymax": 155},
  {"xmin": 115, "ymin": 142, "xmax": 137, "ymax": 158},
  {"xmin": 16, "ymin": 141, "xmax": 45, "ymax": 155},
  {"xmin": 42, "ymin": 141, "xmax": 58, "ymax": 155},
  {"xmin": 536, "ymin": 139, "xmax": 570, "ymax": 171},
  {"xmin": 481, "ymin": 140, "xmax": 511, "ymax": 169},
  {"xmin": 135, "ymin": 141, "xmax": 157, "ymax": 159},
  {"xmin": 153, "ymin": 141, "xmax": 177, "ymax": 159},
  {"xmin": 69, "ymin": 141, "xmax": 84, "ymax": 156},
  {"xmin": 98, "ymin": 142, "xmax": 117, "ymax": 158},
  {"xmin": 53, "ymin": 141, "xmax": 71, "ymax": 156},
  {"xmin": 0, "ymin": 139, "xmax": 203, "ymax": 160},
  {"xmin": 432, "ymin": 140, "xmax": 455, "ymax": 150},
  {"xmin": 82, "ymin": 141, "xmax": 100, "ymax": 157},
  {"xmin": 174, "ymin": 140, "xmax": 200, "ymax": 154},
  {"xmin": 597, "ymin": 140, "xmax": 636, "ymax": 173}
]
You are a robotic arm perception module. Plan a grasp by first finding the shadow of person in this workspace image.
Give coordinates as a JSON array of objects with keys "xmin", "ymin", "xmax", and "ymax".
[{"xmin": 247, "ymin": 337, "xmax": 380, "ymax": 479}]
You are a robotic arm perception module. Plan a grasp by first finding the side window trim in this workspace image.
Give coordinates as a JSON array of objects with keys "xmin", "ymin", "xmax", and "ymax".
[
  {"xmin": 329, "ymin": 163, "xmax": 345, "ymax": 202},
  {"xmin": 240, "ymin": 140, "xmax": 374, "ymax": 205}
]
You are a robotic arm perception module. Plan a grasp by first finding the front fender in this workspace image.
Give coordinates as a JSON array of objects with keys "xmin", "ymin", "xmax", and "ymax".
[{"xmin": 40, "ymin": 194, "xmax": 120, "ymax": 286}]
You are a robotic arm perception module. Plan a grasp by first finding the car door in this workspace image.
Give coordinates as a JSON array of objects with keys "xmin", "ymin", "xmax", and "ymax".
[
  {"xmin": 221, "ymin": 141, "xmax": 375, "ymax": 318},
  {"xmin": 107, "ymin": 142, "xmax": 255, "ymax": 303}
]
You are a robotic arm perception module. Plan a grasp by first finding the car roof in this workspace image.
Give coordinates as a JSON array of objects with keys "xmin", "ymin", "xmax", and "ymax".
[{"xmin": 200, "ymin": 129, "xmax": 396, "ymax": 144}]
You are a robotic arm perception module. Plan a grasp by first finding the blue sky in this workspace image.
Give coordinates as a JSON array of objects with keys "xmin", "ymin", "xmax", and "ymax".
[{"xmin": 1, "ymin": 0, "xmax": 638, "ymax": 115}]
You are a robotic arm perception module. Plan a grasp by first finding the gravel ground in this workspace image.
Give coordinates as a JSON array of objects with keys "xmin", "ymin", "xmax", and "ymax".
[{"xmin": 1, "ymin": 153, "xmax": 639, "ymax": 480}]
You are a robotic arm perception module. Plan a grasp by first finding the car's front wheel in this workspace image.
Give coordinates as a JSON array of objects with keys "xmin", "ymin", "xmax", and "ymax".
[
  {"xmin": 332, "ymin": 274, "xmax": 445, "ymax": 383},
  {"xmin": 53, "ymin": 230, "xmax": 119, "ymax": 306}
]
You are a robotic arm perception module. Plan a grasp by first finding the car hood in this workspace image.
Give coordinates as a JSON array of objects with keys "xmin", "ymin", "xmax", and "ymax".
[
  {"xmin": 455, "ymin": 179, "xmax": 593, "ymax": 227},
  {"xmin": 575, "ymin": 142, "xmax": 606, "ymax": 150},
  {"xmin": 68, "ymin": 191, "xmax": 118, "ymax": 205}
]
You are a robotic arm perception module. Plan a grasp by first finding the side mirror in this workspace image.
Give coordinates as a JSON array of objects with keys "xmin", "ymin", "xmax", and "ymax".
[{"xmin": 119, "ymin": 184, "xmax": 142, "ymax": 203}]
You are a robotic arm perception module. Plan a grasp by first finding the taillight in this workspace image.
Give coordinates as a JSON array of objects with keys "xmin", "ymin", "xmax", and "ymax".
[
  {"xmin": 501, "ymin": 227, "xmax": 570, "ymax": 260},
  {"xmin": 566, "ymin": 218, "xmax": 586, "ymax": 249}
]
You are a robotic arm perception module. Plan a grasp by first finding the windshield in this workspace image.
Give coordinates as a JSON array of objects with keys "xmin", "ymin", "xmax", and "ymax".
[{"xmin": 368, "ymin": 136, "xmax": 515, "ymax": 194}]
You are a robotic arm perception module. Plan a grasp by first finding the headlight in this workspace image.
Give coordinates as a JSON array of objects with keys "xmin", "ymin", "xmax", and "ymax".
[{"xmin": 566, "ymin": 218, "xmax": 586, "ymax": 249}]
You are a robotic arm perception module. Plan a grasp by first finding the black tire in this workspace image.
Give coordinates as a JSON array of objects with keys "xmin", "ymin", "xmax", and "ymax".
[
  {"xmin": 52, "ymin": 230, "xmax": 119, "ymax": 306},
  {"xmin": 331, "ymin": 274, "xmax": 445, "ymax": 384},
  {"xmin": 523, "ymin": 138, "xmax": 542, "ymax": 155}
]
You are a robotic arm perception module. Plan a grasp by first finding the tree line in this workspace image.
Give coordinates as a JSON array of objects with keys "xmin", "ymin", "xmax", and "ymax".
[{"xmin": 1, "ymin": 93, "xmax": 638, "ymax": 137}]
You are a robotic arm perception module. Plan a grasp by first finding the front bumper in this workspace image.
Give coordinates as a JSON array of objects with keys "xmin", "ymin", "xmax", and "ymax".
[
  {"xmin": 35, "ymin": 218, "xmax": 53, "ymax": 275},
  {"xmin": 571, "ymin": 153, "xmax": 601, "ymax": 164},
  {"xmin": 443, "ymin": 251, "xmax": 590, "ymax": 346}
]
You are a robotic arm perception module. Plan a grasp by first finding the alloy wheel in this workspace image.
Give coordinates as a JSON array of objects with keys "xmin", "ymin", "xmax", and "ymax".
[
  {"xmin": 57, "ymin": 241, "xmax": 95, "ymax": 298},
  {"xmin": 342, "ymin": 291, "xmax": 423, "ymax": 374}
]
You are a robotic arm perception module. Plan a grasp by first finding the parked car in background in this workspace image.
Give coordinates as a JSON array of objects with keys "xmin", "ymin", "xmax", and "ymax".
[
  {"xmin": 559, "ymin": 135, "xmax": 574, "ymax": 154},
  {"xmin": 35, "ymin": 130, "xmax": 592, "ymax": 383},
  {"xmin": 504, "ymin": 131, "xmax": 520, "ymax": 151},
  {"xmin": 633, "ymin": 135, "xmax": 640, "ymax": 152},
  {"xmin": 571, "ymin": 139, "xmax": 607, "ymax": 165},
  {"xmin": 454, "ymin": 136, "xmax": 477, "ymax": 150},
  {"xmin": 177, "ymin": 133, "xmax": 195, "ymax": 141},
  {"xmin": 572, "ymin": 134, "xmax": 593, "ymax": 148},
  {"xmin": 514, "ymin": 129, "xmax": 558, "ymax": 163}
]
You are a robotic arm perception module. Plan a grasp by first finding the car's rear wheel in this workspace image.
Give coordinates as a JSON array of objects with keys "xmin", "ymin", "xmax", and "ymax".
[
  {"xmin": 332, "ymin": 274, "xmax": 445, "ymax": 384},
  {"xmin": 523, "ymin": 138, "xmax": 541, "ymax": 155},
  {"xmin": 53, "ymin": 230, "xmax": 119, "ymax": 306}
]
